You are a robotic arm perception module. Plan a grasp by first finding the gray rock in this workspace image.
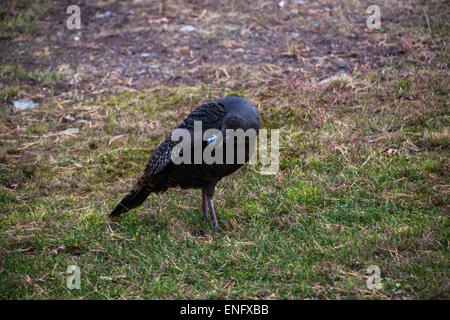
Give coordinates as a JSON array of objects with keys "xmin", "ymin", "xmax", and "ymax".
[
  {"xmin": 319, "ymin": 72, "xmax": 351, "ymax": 84},
  {"xmin": 13, "ymin": 99, "xmax": 39, "ymax": 111},
  {"xmin": 62, "ymin": 128, "xmax": 80, "ymax": 134},
  {"xmin": 179, "ymin": 25, "xmax": 197, "ymax": 32},
  {"xmin": 62, "ymin": 115, "xmax": 76, "ymax": 122},
  {"xmin": 96, "ymin": 11, "xmax": 112, "ymax": 19}
]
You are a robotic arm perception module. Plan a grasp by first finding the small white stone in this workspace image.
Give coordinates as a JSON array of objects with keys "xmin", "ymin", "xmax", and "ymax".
[
  {"xmin": 179, "ymin": 25, "xmax": 196, "ymax": 32},
  {"xmin": 63, "ymin": 128, "xmax": 80, "ymax": 134},
  {"xmin": 96, "ymin": 11, "xmax": 112, "ymax": 19},
  {"xmin": 13, "ymin": 99, "xmax": 39, "ymax": 111},
  {"xmin": 63, "ymin": 114, "xmax": 76, "ymax": 122},
  {"xmin": 319, "ymin": 72, "xmax": 351, "ymax": 85}
]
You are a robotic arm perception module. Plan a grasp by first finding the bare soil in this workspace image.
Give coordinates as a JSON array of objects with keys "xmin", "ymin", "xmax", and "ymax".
[{"xmin": 1, "ymin": 0, "xmax": 413, "ymax": 98}]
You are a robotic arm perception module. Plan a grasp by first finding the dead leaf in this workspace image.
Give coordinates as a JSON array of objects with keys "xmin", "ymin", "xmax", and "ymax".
[
  {"xmin": 193, "ymin": 9, "xmax": 207, "ymax": 21},
  {"xmin": 383, "ymin": 148, "xmax": 399, "ymax": 156},
  {"xmin": 50, "ymin": 245, "xmax": 81, "ymax": 255},
  {"xmin": 148, "ymin": 17, "xmax": 169, "ymax": 24},
  {"xmin": 9, "ymin": 126, "xmax": 26, "ymax": 135},
  {"xmin": 10, "ymin": 183, "xmax": 19, "ymax": 190},
  {"xmin": 12, "ymin": 36, "xmax": 27, "ymax": 42},
  {"xmin": 399, "ymin": 35, "xmax": 414, "ymax": 50}
]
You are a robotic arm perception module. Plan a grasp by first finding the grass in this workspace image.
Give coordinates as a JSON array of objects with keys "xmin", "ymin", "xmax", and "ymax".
[
  {"xmin": 0, "ymin": 0, "xmax": 448, "ymax": 299},
  {"xmin": 0, "ymin": 0, "xmax": 50, "ymax": 37},
  {"xmin": 1, "ymin": 68, "xmax": 448, "ymax": 299},
  {"xmin": 0, "ymin": 65, "xmax": 68, "ymax": 85}
]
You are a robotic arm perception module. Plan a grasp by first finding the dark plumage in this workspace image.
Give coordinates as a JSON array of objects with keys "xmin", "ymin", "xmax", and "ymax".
[{"xmin": 110, "ymin": 96, "xmax": 261, "ymax": 228}]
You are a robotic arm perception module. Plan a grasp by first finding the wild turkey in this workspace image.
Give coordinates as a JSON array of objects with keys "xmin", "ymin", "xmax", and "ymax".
[{"xmin": 110, "ymin": 96, "xmax": 261, "ymax": 229}]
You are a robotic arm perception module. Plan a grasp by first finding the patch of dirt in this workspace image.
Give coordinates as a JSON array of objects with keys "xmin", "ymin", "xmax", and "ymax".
[{"xmin": 0, "ymin": 0, "xmax": 416, "ymax": 98}]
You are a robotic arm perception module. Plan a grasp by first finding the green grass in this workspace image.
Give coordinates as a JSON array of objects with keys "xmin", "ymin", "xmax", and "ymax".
[
  {"xmin": 0, "ymin": 0, "xmax": 448, "ymax": 300},
  {"xmin": 0, "ymin": 0, "xmax": 50, "ymax": 37},
  {"xmin": 0, "ymin": 67, "xmax": 448, "ymax": 299},
  {"xmin": 0, "ymin": 65, "xmax": 67, "ymax": 85}
]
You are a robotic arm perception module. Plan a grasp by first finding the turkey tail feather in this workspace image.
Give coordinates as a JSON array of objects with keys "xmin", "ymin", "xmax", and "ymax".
[{"xmin": 109, "ymin": 175, "xmax": 153, "ymax": 217}]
